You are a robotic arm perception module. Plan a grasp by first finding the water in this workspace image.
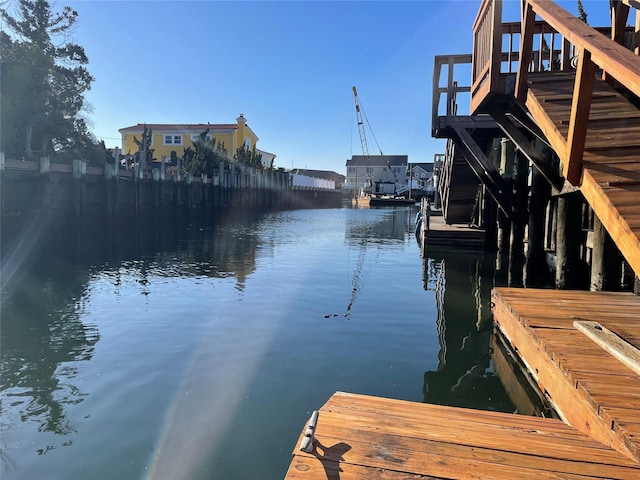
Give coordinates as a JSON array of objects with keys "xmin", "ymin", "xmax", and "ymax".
[{"xmin": 1, "ymin": 206, "xmax": 513, "ymax": 479}]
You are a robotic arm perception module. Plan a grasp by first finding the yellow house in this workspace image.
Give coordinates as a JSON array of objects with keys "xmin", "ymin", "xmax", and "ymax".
[{"xmin": 118, "ymin": 114, "xmax": 259, "ymax": 161}]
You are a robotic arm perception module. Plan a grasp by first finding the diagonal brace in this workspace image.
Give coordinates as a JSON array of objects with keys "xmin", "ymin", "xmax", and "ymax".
[{"xmin": 452, "ymin": 127, "xmax": 524, "ymax": 223}]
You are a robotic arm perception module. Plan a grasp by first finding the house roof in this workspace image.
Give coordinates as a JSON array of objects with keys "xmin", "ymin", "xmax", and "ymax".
[
  {"xmin": 411, "ymin": 163, "xmax": 434, "ymax": 173},
  {"xmin": 291, "ymin": 169, "xmax": 345, "ymax": 182},
  {"xmin": 257, "ymin": 148, "xmax": 276, "ymax": 158},
  {"xmin": 346, "ymin": 155, "xmax": 408, "ymax": 167},
  {"xmin": 119, "ymin": 123, "xmax": 238, "ymax": 133}
]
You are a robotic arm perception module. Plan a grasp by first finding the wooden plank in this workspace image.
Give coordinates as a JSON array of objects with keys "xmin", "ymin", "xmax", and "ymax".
[
  {"xmin": 562, "ymin": 111, "xmax": 640, "ymax": 124},
  {"xmin": 515, "ymin": 2, "xmax": 535, "ymax": 102},
  {"xmin": 286, "ymin": 459, "xmax": 444, "ymax": 480},
  {"xmin": 565, "ymin": 48, "xmax": 596, "ymax": 185},
  {"xmin": 492, "ymin": 289, "xmax": 639, "ymax": 461},
  {"xmin": 601, "ymin": 406, "xmax": 640, "ymax": 427},
  {"xmin": 574, "ymin": 321, "xmax": 640, "ymax": 377},
  {"xmin": 525, "ymin": 93, "xmax": 568, "ymax": 163},
  {"xmin": 286, "ymin": 391, "xmax": 640, "ymax": 480},
  {"xmin": 542, "ymin": 91, "xmax": 617, "ymax": 102},
  {"xmin": 581, "ymin": 168, "xmax": 640, "ymax": 277}
]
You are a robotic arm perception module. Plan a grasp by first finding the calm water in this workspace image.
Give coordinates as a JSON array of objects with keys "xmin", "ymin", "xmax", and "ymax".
[{"xmin": 1, "ymin": 206, "xmax": 513, "ymax": 479}]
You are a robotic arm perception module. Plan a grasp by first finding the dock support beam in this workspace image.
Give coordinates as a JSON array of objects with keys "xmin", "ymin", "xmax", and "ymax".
[
  {"xmin": 555, "ymin": 193, "xmax": 582, "ymax": 289},
  {"xmin": 525, "ymin": 163, "xmax": 551, "ymax": 287}
]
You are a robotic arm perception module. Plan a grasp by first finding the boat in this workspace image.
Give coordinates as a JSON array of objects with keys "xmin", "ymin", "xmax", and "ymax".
[
  {"xmin": 369, "ymin": 195, "xmax": 417, "ymax": 206},
  {"xmin": 351, "ymin": 195, "xmax": 371, "ymax": 207}
]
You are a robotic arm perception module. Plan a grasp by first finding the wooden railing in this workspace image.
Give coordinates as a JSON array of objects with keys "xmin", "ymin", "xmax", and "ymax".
[
  {"xmin": 517, "ymin": 0, "xmax": 640, "ymax": 184},
  {"xmin": 471, "ymin": 0, "xmax": 580, "ymax": 113},
  {"xmin": 471, "ymin": 0, "xmax": 503, "ymax": 111},
  {"xmin": 469, "ymin": 0, "xmax": 640, "ymax": 184},
  {"xmin": 432, "ymin": 54, "xmax": 472, "ymax": 136},
  {"xmin": 436, "ymin": 138, "xmax": 457, "ymax": 219}
]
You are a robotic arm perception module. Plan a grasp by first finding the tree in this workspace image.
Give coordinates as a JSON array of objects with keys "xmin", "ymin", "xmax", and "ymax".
[
  {"xmin": 132, "ymin": 125, "xmax": 155, "ymax": 170},
  {"xmin": 577, "ymin": 0, "xmax": 588, "ymax": 24},
  {"xmin": 182, "ymin": 129, "xmax": 227, "ymax": 176},
  {"xmin": 1, "ymin": 0, "xmax": 94, "ymax": 159},
  {"xmin": 234, "ymin": 145, "xmax": 263, "ymax": 169}
]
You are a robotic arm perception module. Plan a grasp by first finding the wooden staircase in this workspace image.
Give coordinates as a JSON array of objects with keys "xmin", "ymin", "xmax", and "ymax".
[
  {"xmin": 433, "ymin": 0, "xmax": 640, "ymax": 277},
  {"xmin": 526, "ymin": 70, "xmax": 640, "ymax": 276},
  {"xmin": 438, "ymin": 138, "xmax": 479, "ymax": 224}
]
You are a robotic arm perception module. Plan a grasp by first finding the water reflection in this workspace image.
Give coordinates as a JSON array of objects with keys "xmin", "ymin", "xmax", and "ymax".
[
  {"xmin": 1, "ymin": 264, "xmax": 99, "ymax": 445},
  {"xmin": 421, "ymin": 247, "xmax": 514, "ymax": 412},
  {"xmin": 345, "ymin": 207, "xmax": 415, "ymax": 313},
  {"xmin": 1, "ymin": 207, "xmax": 516, "ymax": 479},
  {"xmin": 0, "ymin": 211, "xmax": 267, "ymax": 474}
]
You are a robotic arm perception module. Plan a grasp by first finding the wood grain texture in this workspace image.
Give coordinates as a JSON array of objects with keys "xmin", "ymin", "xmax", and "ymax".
[{"xmin": 285, "ymin": 391, "xmax": 640, "ymax": 479}]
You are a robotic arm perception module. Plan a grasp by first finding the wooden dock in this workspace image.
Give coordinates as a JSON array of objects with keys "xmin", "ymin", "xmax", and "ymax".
[
  {"xmin": 418, "ymin": 213, "xmax": 486, "ymax": 248},
  {"xmin": 492, "ymin": 287, "xmax": 640, "ymax": 462},
  {"xmin": 285, "ymin": 391, "xmax": 640, "ymax": 479}
]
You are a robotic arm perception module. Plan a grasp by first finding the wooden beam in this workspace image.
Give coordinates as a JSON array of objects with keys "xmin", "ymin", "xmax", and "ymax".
[
  {"xmin": 488, "ymin": 106, "xmax": 563, "ymax": 190},
  {"xmin": 564, "ymin": 49, "xmax": 596, "ymax": 185},
  {"xmin": 612, "ymin": 2, "xmax": 630, "ymax": 46},
  {"xmin": 489, "ymin": 0, "xmax": 503, "ymax": 92},
  {"xmin": 604, "ymin": 1, "xmax": 630, "ymax": 87},
  {"xmin": 515, "ymin": 2, "xmax": 536, "ymax": 102},
  {"xmin": 452, "ymin": 126, "xmax": 523, "ymax": 221},
  {"xmin": 574, "ymin": 320, "xmax": 640, "ymax": 377},
  {"xmin": 635, "ymin": 9, "xmax": 640, "ymax": 56}
]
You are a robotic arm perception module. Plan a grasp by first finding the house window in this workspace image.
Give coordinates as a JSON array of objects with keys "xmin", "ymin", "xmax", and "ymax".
[
  {"xmin": 347, "ymin": 167, "xmax": 355, "ymax": 176},
  {"xmin": 164, "ymin": 134, "xmax": 183, "ymax": 145}
]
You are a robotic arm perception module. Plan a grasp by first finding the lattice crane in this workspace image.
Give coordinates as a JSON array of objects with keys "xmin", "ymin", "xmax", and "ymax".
[{"xmin": 352, "ymin": 86, "xmax": 383, "ymax": 160}]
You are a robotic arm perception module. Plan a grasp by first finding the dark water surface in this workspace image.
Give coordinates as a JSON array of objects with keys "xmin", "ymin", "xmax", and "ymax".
[{"xmin": 1, "ymin": 206, "xmax": 513, "ymax": 479}]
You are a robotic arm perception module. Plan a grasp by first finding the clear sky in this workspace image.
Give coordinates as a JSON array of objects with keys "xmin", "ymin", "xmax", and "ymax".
[{"xmin": 50, "ymin": 0, "xmax": 613, "ymax": 175}]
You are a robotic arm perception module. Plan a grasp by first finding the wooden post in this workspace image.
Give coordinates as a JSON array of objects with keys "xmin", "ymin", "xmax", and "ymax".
[
  {"xmin": 39, "ymin": 156, "xmax": 51, "ymax": 210},
  {"xmin": 186, "ymin": 172, "xmax": 193, "ymax": 209},
  {"xmin": 590, "ymin": 213, "xmax": 606, "ymax": 291},
  {"xmin": 524, "ymin": 157, "xmax": 551, "ymax": 288},
  {"xmin": 496, "ymin": 138, "xmax": 513, "ymax": 280},
  {"xmin": 72, "ymin": 159, "xmax": 86, "ymax": 216},
  {"xmin": 0, "ymin": 152, "xmax": 4, "ymax": 215},
  {"xmin": 565, "ymin": 48, "xmax": 596, "ymax": 185},
  {"xmin": 153, "ymin": 168, "xmax": 161, "ymax": 208},
  {"xmin": 515, "ymin": 1, "xmax": 535, "ymax": 102},
  {"xmin": 105, "ymin": 164, "xmax": 114, "ymax": 217},
  {"xmin": 508, "ymin": 151, "xmax": 528, "ymax": 287},
  {"xmin": 202, "ymin": 173, "xmax": 208, "ymax": 209},
  {"xmin": 622, "ymin": 259, "xmax": 635, "ymax": 291},
  {"xmin": 635, "ymin": 9, "xmax": 640, "ymax": 56},
  {"xmin": 555, "ymin": 193, "xmax": 582, "ymax": 289},
  {"xmin": 556, "ymin": 196, "xmax": 569, "ymax": 289},
  {"xmin": 483, "ymin": 188, "xmax": 497, "ymax": 251}
]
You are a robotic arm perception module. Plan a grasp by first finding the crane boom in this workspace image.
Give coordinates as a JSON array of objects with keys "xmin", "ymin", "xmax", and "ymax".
[{"xmin": 352, "ymin": 86, "xmax": 370, "ymax": 159}]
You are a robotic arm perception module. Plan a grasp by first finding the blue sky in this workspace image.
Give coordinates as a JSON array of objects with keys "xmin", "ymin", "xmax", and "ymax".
[{"xmin": 56, "ymin": 0, "xmax": 612, "ymax": 174}]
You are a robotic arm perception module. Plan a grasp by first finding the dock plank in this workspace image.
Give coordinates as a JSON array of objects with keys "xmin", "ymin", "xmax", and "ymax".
[
  {"xmin": 285, "ymin": 392, "xmax": 640, "ymax": 480},
  {"xmin": 492, "ymin": 287, "xmax": 640, "ymax": 463}
]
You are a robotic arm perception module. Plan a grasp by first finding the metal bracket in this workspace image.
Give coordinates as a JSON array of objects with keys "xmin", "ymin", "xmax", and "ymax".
[{"xmin": 299, "ymin": 410, "xmax": 319, "ymax": 453}]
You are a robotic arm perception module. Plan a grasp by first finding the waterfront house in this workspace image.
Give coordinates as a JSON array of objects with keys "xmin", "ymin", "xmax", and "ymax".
[
  {"xmin": 345, "ymin": 154, "xmax": 408, "ymax": 194},
  {"xmin": 290, "ymin": 169, "xmax": 345, "ymax": 189},
  {"xmin": 409, "ymin": 163, "xmax": 434, "ymax": 190},
  {"xmin": 118, "ymin": 114, "xmax": 259, "ymax": 162}
]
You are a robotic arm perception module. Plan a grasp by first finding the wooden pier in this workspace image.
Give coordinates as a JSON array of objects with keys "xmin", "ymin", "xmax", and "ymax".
[
  {"xmin": 491, "ymin": 287, "xmax": 640, "ymax": 462},
  {"xmin": 419, "ymin": 213, "xmax": 486, "ymax": 248},
  {"xmin": 287, "ymin": 0, "xmax": 640, "ymax": 478},
  {"xmin": 286, "ymin": 391, "xmax": 640, "ymax": 479}
]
